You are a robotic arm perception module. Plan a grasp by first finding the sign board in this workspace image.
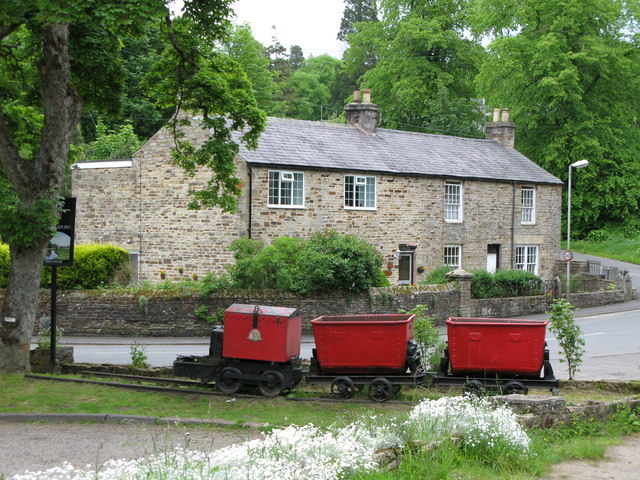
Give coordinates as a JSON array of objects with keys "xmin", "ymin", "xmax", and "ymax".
[
  {"xmin": 562, "ymin": 250, "xmax": 573, "ymax": 262},
  {"xmin": 44, "ymin": 198, "xmax": 76, "ymax": 266}
]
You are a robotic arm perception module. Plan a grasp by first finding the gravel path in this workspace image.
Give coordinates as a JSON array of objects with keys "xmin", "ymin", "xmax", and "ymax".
[
  {"xmin": 0, "ymin": 422, "xmax": 259, "ymax": 478},
  {"xmin": 543, "ymin": 435, "xmax": 640, "ymax": 480}
]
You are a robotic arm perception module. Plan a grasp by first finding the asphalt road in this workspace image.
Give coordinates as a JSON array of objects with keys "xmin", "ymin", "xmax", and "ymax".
[{"xmin": 32, "ymin": 253, "xmax": 640, "ymax": 380}]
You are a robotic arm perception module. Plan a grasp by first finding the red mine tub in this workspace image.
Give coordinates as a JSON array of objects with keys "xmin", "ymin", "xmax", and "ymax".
[
  {"xmin": 446, "ymin": 317, "xmax": 548, "ymax": 377},
  {"xmin": 310, "ymin": 314, "xmax": 415, "ymax": 374}
]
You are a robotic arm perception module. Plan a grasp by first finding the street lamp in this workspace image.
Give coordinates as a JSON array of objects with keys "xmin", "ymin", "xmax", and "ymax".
[{"xmin": 566, "ymin": 159, "xmax": 589, "ymax": 302}]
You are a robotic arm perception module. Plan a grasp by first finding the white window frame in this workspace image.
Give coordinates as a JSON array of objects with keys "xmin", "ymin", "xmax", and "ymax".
[
  {"xmin": 268, "ymin": 170, "xmax": 305, "ymax": 207},
  {"xmin": 515, "ymin": 245, "xmax": 538, "ymax": 275},
  {"xmin": 444, "ymin": 181, "xmax": 463, "ymax": 222},
  {"xmin": 444, "ymin": 245, "xmax": 462, "ymax": 269},
  {"xmin": 344, "ymin": 175, "xmax": 376, "ymax": 210},
  {"xmin": 521, "ymin": 186, "xmax": 536, "ymax": 224}
]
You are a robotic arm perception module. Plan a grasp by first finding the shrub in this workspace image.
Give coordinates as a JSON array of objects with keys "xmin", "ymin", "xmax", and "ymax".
[
  {"xmin": 0, "ymin": 244, "xmax": 9, "ymax": 288},
  {"xmin": 470, "ymin": 269, "xmax": 543, "ymax": 299},
  {"xmin": 420, "ymin": 265, "xmax": 454, "ymax": 285},
  {"xmin": 400, "ymin": 304, "xmax": 444, "ymax": 370},
  {"xmin": 547, "ymin": 299, "xmax": 585, "ymax": 380},
  {"xmin": 227, "ymin": 231, "xmax": 385, "ymax": 294},
  {"xmin": 470, "ymin": 269, "xmax": 498, "ymax": 299},
  {"xmin": 42, "ymin": 244, "xmax": 131, "ymax": 289}
]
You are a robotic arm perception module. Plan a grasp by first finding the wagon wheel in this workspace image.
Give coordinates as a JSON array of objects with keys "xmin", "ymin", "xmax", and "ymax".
[
  {"xmin": 369, "ymin": 378, "xmax": 393, "ymax": 403},
  {"xmin": 331, "ymin": 376, "xmax": 356, "ymax": 399},
  {"xmin": 462, "ymin": 379, "xmax": 485, "ymax": 396},
  {"xmin": 502, "ymin": 380, "xmax": 527, "ymax": 395},
  {"xmin": 216, "ymin": 367, "xmax": 242, "ymax": 394},
  {"xmin": 259, "ymin": 370, "xmax": 286, "ymax": 398}
]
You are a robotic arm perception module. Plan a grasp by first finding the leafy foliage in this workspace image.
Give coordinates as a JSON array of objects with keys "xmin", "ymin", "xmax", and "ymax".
[
  {"xmin": 471, "ymin": 0, "xmax": 640, "ymax": 237},
  {"xmin": 343, "ymin": 0, "xmax": 486, "ymax": 136},
  {"xmin": 399, "ymin": 304, "xmax": 445, "ymax": 370},
  {"xmin": 471, "ymin": 269, "xmax": 543, "ymax": 299},
  {"xmin": 420, "ymin": 265, "xmax": 454, "ymax": 285},
  {"xmin": 80, "ymin": 121, "xmax": 142, "ymax": 161},
  {"xmin": 40, "ymin": 244, "xmax": 131, "ymax": 290},
  {"xmin": 0, "ymin": 244, "xmax": 8, "ymax": 288},
  {"xmin": 227, "ymin": 231, "xmax": 385, "ymax": 294},
  {"xmin": 547, "ymin": 299, "xmax": 585, "ymax": 380}
]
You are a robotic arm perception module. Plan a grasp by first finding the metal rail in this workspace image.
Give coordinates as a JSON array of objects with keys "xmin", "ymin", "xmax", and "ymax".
[{"xmin": 23, "ymin": 373, "xmax": 414, "ymax": 404}]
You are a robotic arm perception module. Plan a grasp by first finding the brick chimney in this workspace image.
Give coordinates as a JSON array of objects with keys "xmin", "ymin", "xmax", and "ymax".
[
  {"xmin": 345, "ymin": 89, "xmax": 379, "ymax": 135},
  {"xmin": 485, "ymin": 108, "xmax": 515, "ymax": 148}
]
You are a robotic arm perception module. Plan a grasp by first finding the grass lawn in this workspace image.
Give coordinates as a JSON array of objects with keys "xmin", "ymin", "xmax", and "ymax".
[{"xmin": 566, "ymin": 237, "xmax": 640, "ymax": 264}]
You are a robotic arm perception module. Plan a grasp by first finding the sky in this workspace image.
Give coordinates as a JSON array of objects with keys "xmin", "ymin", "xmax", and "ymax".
[
  {"xmin": 231, "ymin": 0, "xmax": 347, "ymax": 58},
  {"xmin": 171, "ymin": 0, "xmax": 348, "ymax": 58}
]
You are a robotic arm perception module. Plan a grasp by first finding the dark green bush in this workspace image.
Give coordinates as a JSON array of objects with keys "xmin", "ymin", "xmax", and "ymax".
[
  {"xmin": 470, "ymin": 269, "xmax": 543, "ymax": 299},
  {"xmin": 0, "ymin": 244, "xmax": 9, "ymax": 288},
  {"xmin": 470, "ymin": 269, "xmax": 498, "ymax": 298},
  {"xmin": 493, "ymin": 269, "xmax": 543, "ymax": 297},
  {"xmin": 420, "ymin": 265, "xmax": 454, "ymax": 285},
  {"xmin": 226, "ymin": 231, "xmax": 385, "ymax": 294},
  {"xmin": 42, "ymin": 244, "xmax": 131, "ymax": 289}
]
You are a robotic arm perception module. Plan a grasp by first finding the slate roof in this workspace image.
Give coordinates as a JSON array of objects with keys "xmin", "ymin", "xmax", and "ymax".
[{"xmin": 237, "ymin": 117, "xmax": 562, "ymax": 185}]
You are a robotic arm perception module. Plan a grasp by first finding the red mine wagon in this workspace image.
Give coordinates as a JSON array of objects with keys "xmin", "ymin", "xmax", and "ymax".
[
  {"xmin": 222, "ymin": 304, "xmax": 302, "ymax": 363},
  {"xmin": 310, "ymin": 314, "xmax": 416, "ymax": 374},
  {"xmin": 446, "ymin": 317, "xmax": 548, "ymax": 376}
]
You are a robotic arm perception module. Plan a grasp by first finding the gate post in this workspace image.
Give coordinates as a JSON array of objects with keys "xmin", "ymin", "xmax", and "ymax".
[{"xmin": 446, "ymin": 268, "xmax": 474, "ymax": 316}]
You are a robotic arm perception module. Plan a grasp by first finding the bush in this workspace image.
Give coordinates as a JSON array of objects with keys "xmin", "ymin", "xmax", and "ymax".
[
  {"xmin": 0, "ymin": 244, "xmax": 9, "ymax": 288},
  {"xmin": 42, "ymin": 244, "xmax": 131, "ymax": 289},
  {"xmin": 1, "ymin": 243, "xmax": 130, "ymax": 290},
  {"xmin": 420, "ymin": 265, "xmax": 454, "ymax": 285},
  {"xmin": 470, "ymin": 269, "xmax": 543, "ymax": 299},
  {"xmin": 227, "ymin": 231, "xmax": 385, "ymax": 294}
]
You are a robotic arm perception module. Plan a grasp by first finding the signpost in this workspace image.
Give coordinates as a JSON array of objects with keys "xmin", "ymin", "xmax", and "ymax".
[{"xmin": 44, "ymin": 198, "xmax": 76, "ymax": 372}]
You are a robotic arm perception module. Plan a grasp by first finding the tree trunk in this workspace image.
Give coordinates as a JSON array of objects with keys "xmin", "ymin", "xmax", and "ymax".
[
  {"xmin": 0, "ymin": 22, "xmax": 82, "ymax": 372},
  {"xmin": 0, "ymin": 241, "xmax": 49, "ymax": 372}
]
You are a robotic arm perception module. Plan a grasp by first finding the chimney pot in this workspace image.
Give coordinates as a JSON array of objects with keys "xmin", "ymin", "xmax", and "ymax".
[
  {"xmin": 345, "ymin": 89, "xmax": 379, "ymax": 135},
  {"xmin": 485, "ymin": 107, "xmax": 515, "ymax": 148}
]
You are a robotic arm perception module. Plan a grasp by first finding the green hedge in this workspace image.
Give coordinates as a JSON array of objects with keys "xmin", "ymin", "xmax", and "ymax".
[
  {"xmin": 471, "ymin": 269, "xmax": 543, "ymax": 299},
  {"xmin": 1, "ymin": 244, "xmax": 131, "ymax": 289},
  {"xmin": 0, "ymin": 244, "xmax": 9, "ymax": 288}
]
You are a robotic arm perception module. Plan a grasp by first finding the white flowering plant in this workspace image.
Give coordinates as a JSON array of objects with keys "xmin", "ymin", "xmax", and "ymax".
[
  {"xmin": 407, "ymin": 395, "xmax": 532, "ymax": 463},
  {"xmin": 10, "ymin": 395, "xmax": 531, "ymax": 480}
]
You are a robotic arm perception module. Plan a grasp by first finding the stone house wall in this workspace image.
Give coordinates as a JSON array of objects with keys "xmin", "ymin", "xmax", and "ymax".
[{"xmin": 73, "ymin": 124, "xmax": 562, "ymax": 284}]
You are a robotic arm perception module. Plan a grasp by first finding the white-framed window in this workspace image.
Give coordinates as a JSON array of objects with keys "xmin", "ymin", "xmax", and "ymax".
[
  {"xmin": 445, "ymin": 181, "xmax": 463, "ymax": 222},
  {"xmin": 444, "ymin": 245, "xmax": 461, "ymax": 269},
  {"xmin": 345, "ymin": 175, "xmax": 376, "ymax": 209},
  {"xmin": 515, "ymin": 245, "xmax": 538, "ymax": 275},
  {"xmin": 521, "ymin": 186, "xmax": 536, "ymax": 224},
  {"xmin": 268, "ymin": 170, "xmax": 304, "ymax": 207}
]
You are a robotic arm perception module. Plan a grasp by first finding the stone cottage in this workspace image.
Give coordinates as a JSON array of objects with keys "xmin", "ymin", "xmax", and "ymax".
[{"xmin": 72, "ymin": 91, "xmax": 563, "ymax": 284}]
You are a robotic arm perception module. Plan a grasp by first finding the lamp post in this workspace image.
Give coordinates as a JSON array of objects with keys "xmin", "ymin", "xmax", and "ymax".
[{"xmin": 566, "ymin": 159, "xmax": 589, "ymax": 302}]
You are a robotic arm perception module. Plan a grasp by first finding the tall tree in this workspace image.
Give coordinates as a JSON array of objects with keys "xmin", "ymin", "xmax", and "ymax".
[
  {"xmin": 226, "ymin": 24, "xmax": 277, "ymax": 114},
  {"xmin": 0, "ymin": 0, "xmax": 265, "ymax": 372},
  {"xmin": 344, "ymin": 0, "xmax": 485, "ymax": 136},
  {"xmin": 337, "ymin": 0, "xmax": 379, "ymax": 41},
  {"xmin": 470, "ymin": 0, "xmax": 640, "ymax": 236}
]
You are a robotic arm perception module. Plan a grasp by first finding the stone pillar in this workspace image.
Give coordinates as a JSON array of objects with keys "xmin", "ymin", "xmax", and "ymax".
[
  {"xmin": 446, "ymin": 268, "xmax": 474, "ymax": 316},
  {"xmin": 622, "ymin": 273, "xmax": 634, "ymax": 302}
]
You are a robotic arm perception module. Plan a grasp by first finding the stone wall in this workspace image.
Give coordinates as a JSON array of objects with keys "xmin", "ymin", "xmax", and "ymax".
[
  {"xmin": 10, "ymin": 278, "xmax": 625, "ymax": 338},
  {"xmin": 18, "ymin": 284, "xmax": 459, "ymax": 337},
  {"xmin": 72, "ymin": 122, "xmax": 562, "ymax": 286}
]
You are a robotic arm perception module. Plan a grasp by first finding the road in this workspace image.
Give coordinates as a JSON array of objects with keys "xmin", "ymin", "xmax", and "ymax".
[{"xmin": 33, "ymin": 254, "xmax": 640, "ymax": 381}]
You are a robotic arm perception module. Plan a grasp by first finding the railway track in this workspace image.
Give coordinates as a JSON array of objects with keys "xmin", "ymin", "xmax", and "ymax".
[{"xmin": 24, "ymin": 372, "xmax": 415, "ymax": 404}]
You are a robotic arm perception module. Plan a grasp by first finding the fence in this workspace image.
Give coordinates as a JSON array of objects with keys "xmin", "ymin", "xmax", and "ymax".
[{"xmin": 587, "ymin": 260, "xmax": 628, "ymax": 281}]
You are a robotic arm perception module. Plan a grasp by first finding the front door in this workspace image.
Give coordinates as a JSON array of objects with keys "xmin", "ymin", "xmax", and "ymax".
[
  {"xmin": 398, "ymin": 244, "xmax": 416, "ymax": 285},
  {"xmin": 487, "ymin": 244, "xmax": 500, "ymax": 273}
]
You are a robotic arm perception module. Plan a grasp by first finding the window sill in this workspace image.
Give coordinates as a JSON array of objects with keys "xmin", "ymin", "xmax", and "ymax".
[{"xmin": 268, "ymin": 205, "xmax": 306, "ymax": 209}]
